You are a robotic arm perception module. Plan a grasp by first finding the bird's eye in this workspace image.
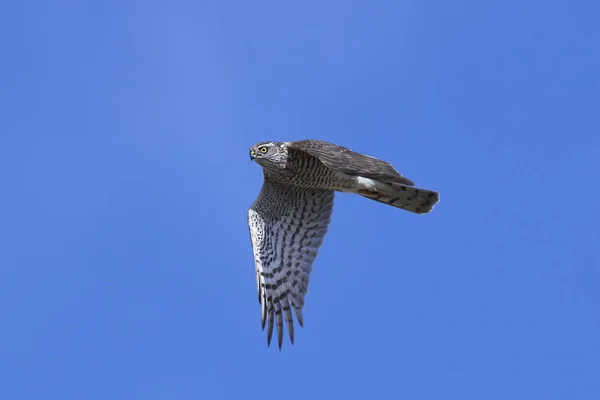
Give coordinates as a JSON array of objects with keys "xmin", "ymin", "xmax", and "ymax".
[{"xmin": 259, "ymin": 146, "xmax": 268, "ymax": 153}]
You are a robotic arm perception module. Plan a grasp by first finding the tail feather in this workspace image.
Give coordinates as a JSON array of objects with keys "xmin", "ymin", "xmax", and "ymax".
[{"xmin": 356, "ymin": 177, "xmax": 440, "ymax": 214}]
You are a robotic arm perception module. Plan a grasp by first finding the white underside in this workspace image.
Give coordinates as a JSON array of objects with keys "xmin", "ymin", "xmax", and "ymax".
[{"xmin": 355, "ymin": 176, "xmax": 378, "ymax": 190}]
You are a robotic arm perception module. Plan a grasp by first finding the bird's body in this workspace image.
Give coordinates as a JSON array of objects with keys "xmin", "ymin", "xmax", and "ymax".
[
  {"xmin": 251, "ymin": 141, "xmax": 350, "ymax": 189},
  {"xmin": 248, "ymin": 139, "xmax": 439, "ymax": 349}
]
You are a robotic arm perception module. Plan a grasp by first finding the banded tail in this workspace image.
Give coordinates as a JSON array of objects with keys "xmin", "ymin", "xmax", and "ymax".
[{"xmin": 354, "ymin": 176, "xmax": 440, "ymax": 214}]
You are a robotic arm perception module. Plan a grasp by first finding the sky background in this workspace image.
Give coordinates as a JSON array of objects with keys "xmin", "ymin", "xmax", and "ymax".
[{"xmin": 1, "ymin": 1, "xmax": 599, "ymax": 399}]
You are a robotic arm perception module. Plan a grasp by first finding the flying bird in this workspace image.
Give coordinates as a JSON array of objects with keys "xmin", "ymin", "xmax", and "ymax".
[{"xmin": 248, "ymin": 139, "xmax": 439, "ymax": 349}]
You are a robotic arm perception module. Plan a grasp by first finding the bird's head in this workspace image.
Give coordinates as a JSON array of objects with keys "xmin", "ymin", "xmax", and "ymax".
[{"xmin": 249, "ymin": 141, "xmax": 288, "ymax": 169}]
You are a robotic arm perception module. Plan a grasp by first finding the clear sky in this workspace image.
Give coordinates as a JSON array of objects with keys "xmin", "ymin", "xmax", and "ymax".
[{"xmin": 1, "ymin": 1, "xmax": 599, "ymax": 399}]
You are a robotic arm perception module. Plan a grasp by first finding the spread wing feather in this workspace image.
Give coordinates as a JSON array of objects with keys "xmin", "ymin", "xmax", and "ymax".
[
  {"xmin": 288, "ymin": 139, "xmax": 415, "ymax": 186},
  {"xmin": 248, "ymin": 178, "xmax": 334, "ymax": 349}
]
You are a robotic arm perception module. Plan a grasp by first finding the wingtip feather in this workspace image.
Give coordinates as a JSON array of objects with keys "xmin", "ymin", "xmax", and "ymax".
[
  {"xmin": 294, "ymin": 306, "xmax": 304, "ymax": 328},
  {"xmin": 284, "ymin": 299, "xmax": 295, "ymax": 345},
  {"xmin": 267, "ymin": 308, "xmax": 274, "ymax": 346},
  {"xmin": 260, "ymin": 294, "xmax": 267, "ymax": 330},
  {"xmin": 276, "ymin": 308, "xmax": 284, "ymax": 350}
]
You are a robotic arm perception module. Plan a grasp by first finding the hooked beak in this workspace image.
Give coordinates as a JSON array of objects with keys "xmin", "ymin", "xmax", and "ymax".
[{"xmin": 249, "ymin": 150, "xmax": 256, "ymax": 161}]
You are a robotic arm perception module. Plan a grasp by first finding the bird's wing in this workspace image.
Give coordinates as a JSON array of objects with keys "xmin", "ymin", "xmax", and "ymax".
[
  {"xmin": 288, "ymin": 139, "xmax": 415, "ymax": 186},
  {"xmin": 248, "ymin": 178, "xmax": 335, "ymax": 349}
]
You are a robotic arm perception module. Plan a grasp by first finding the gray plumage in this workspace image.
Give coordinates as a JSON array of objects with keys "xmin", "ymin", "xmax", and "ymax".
[{"xmin": 248, "ymin": 139, "xmax": 439, "ymax": 349}]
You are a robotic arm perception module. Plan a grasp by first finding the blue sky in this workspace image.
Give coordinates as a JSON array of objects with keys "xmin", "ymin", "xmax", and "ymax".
[{"xmin": 1, "ymin": 0, "xmax": 599, "ymax": 399}]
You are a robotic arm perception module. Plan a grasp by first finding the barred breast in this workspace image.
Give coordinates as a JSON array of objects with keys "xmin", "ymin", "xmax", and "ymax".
[{"xmin": 264, "ymin": 148, "xmax": 353, "ymax": 190}]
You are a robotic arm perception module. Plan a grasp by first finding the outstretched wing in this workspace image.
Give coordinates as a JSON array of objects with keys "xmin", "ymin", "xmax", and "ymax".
[
  {"xmin": 288, "ymin": 139, "xmax": 415, "ymax": 186},
  {"xmin": 248, "ymin": 178, "xmax": 335, "ymax": 349}
]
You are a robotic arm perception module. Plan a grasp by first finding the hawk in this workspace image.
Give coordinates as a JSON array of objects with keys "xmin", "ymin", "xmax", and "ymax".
[{"xmin": 248, "ymin": 139, "xmax": 439, "ymax": 349}]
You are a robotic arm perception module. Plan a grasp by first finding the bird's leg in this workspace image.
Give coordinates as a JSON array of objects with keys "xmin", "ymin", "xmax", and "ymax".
[{"xmin": 357, "ymin": 189, "xmax": 381, "ymax": 199}]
